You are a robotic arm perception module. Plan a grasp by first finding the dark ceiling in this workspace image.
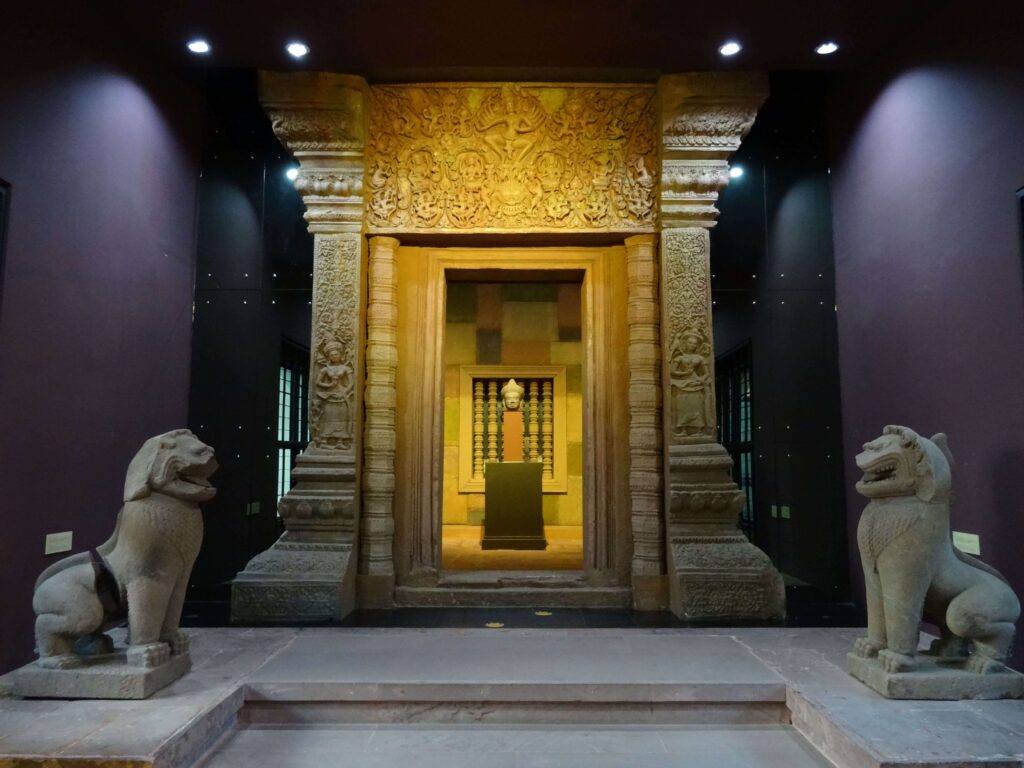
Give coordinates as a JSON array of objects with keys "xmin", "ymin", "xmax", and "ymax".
[{"xmin": 19, "ymin": 0, "xmax": 1001, "ymax": 82}]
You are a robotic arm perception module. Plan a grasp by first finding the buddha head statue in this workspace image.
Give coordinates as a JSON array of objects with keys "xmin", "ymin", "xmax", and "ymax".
[{"xmin": 501, "ymin": 378, "xmax": 525, "ymax": 410}]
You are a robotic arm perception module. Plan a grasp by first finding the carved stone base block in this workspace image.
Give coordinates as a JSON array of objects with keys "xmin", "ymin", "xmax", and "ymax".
[
  {"xmin": 11, "ymin": 650, "xmax": 190, "ymax": 700},
  {"xmin": 231, "ymin": 448, "xmax": 358, "ymax": 622},
  {"xmin": 666, "ymin": 442, "xmax": 785, "ymax": 621},
  {"xmin": 847, "ymin": 653, "xmax": 1024, "ymax": 700},
  {"xmin": 232, "ymin": 539, "xmax": 356, "ymax": 622}
]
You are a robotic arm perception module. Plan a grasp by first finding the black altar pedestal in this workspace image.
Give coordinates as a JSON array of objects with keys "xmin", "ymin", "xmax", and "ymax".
[{"xmin": 481, "ymin": 461, "xmax": 547, "ymax": 550}]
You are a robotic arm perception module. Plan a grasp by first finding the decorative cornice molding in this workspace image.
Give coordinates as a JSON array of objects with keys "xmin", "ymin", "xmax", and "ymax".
[{"xmin": 657, "ymin": 73, "xmax": 767, "ymax": 227}]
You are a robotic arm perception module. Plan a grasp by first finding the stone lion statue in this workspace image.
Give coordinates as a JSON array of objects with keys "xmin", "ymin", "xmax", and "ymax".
[
  {"xmin": 32, "ymin": 430, "xmax": 217, "ymax": 669},
  {"xmin": 851, "ymin": 425, "xmax": 1020, "ymax": 675}
]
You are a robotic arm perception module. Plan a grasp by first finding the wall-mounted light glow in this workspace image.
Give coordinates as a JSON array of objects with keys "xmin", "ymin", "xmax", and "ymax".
[
  {"xmin": 729, "ymin": 166, "xmax": 744, "ymax": 179},
  {"xmin": 286, "ymin": 42, "xmax": 310, "ymax": 58},
  {"xmin": 718, "ymin": 41, "xmax": 742, "ymax": 57},
  {"xmin": 286, "ymin": 167, "xmax": 299, "ymax": 181},
  {"xmin": 815, "ymin": 41, "xmax": 839, "ymax": 55},
  {"xmin": 187, "ymin": 39, "xmax": 211, "ymax": 54}
]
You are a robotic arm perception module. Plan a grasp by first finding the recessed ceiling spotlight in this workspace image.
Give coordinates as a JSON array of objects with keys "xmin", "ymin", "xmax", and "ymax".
[
  {"xmin": 286, "ymin": 167, "xmax": 299, "ymax": 181},
  {"xmin": 729, "ymin": 166, "xmax": 744, "ymax": 179},
  {"xmin": 187, "ymin": 39, "xmax": 211, "ymax": 54},
  {"xmin": 286, "ymin": 42, "xmax": 310, "ymax": 58},
  {"xmin": 816, "ymin": 41, "xmax": 839, "ymax": 55},
  {"xmin": 719, "ymin": 41, "xmax": 742, "ymax": 57}
]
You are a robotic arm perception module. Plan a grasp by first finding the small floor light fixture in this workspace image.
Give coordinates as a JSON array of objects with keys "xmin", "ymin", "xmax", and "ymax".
[
  {"xmin": 815, "ymin": 41, "xmax": 839, "ymax": 55},
  {"xmin": 187, "ymin": 39, "xmax": 211, "ymax": 54},
  {"xmin": 286, "ymin": 41, "xmax": 310, "ymax": 58},
  {"xmin": 719, "ymin": 41, "xmax": 742, "ymax": 57}
]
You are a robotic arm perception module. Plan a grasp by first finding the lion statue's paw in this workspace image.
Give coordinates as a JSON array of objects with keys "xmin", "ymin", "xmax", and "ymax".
[
  {"xmin": 164, "ymin": 630, "xmax": 190, "ymax": 657},
  {"xmin": 964, "ymin": 653, "xmax": 1006, "ymax": 675},
  {"xmin": 878, "ymin": 649, "xmax": 918, "ymax": 673},
  {"xmin": 127, "ymin": 641, "xmax": 171, "ymax": 668},
  {"xmin": 37, "ymin": 654, "xmax": 83, "ymax": 670},
  {"xmin": 853, "ymin": 637, "xmax": 884, "ymax": 658}
]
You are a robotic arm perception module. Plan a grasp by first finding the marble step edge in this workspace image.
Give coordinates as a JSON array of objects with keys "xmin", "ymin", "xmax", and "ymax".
[
  {"xmin": 241, "ymin": 679, "xmax": 787, "ymax": 703},
  {"xmin": 0, "ymin": 686, "xmax": 244, "ymax": 768},
  {"xmin": 786, "ymin": 688, "xmax": 1024, "ymax": 768},
  {"xmin": 394, "ymin": 585, "xmax": 632, "ymax": 608}
]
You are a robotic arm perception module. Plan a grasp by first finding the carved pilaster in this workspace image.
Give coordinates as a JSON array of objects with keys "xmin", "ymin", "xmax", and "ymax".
[
  {"xmin": 359, "ymin": 236, "xmax": 399, "ymax": 605},
  {"xmin": 656, "ymin": 73, "xmax": 784, "ymax": 620},
  {"xmin": 232, "ymin": 72, "xmax": 370, "ymax": 622},
  {"xmin": 624, "ymin": 235, "xmax": 665, "ymax": 607}
]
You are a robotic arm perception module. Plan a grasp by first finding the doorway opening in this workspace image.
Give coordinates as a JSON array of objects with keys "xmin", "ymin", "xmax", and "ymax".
[{"xmin": 440, "ymin": 273, "xmax": 585, "ymax": 572}]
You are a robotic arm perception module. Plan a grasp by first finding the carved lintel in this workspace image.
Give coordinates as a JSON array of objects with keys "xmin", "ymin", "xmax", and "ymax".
[
  {"xmin": 658, "ymin": 73, "xmax": 767, "ymax": 228},
  {"xmin": 366, "ymin": 83, "xmax": 657, "ymax": 233}
]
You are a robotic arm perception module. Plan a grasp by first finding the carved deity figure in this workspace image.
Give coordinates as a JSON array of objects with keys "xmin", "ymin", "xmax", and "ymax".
[
  {"xmin": 849, "ymin": 426, "xmax": 1021, "ymax": 681},
  {"xmin": 316, "ymin": 340, "xmax": 354, "ymax": 448},
  {"xmin": 501, "ymin": 378, "xmax": 525, "ymax": 411},
  {"xmin": 669, "ymin": 330, "xmax": 711, "ymax": 436},
  {"xmin": 475, "ymin": 85, "xmax": 546, "ymax": 162}
]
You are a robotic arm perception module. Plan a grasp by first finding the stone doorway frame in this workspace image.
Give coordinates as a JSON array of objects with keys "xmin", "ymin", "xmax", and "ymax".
[
  {"xmin": 231, "ymin": 71, "xmax": 786, "ymax": 623},
  {"xmin": 390, "ymin": 244, "xmax": 632, "ymax": 606}
]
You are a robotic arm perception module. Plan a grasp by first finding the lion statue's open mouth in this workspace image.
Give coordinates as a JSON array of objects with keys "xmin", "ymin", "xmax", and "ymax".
[{"xmin": 854, "ymin": 431, "xmax": 919, "ymax": 498}]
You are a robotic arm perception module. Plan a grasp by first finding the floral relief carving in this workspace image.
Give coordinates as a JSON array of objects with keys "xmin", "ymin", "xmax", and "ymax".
[
  {"xmin": 266, "ymin": 105, "xmax": 364, "ymax": 152},
  {"xmin": 663, "ymin": 104, "xmax": 759, "ymax": 149},
  {"xmin": 366, "ymin": 84, "xmax": 657, "ymax": 232},
  {"xmin": 664, "ymin": 229, "xmax": 715, "ymax": 439},
  {"xmin": 311, "ymin": 236, "xmax": 360, "ymax": 449}
]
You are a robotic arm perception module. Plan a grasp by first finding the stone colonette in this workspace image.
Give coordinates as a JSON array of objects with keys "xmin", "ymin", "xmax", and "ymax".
[{"xmin": 232, "ymin": 72, "xmax": 785, "ymax": 621}]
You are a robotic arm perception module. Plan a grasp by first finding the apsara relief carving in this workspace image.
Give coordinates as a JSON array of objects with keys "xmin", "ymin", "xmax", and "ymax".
[
  {"xmin": 366, "ymin": 84, "xmax": 657, "ymax": 232},
  {"xmin": 663, "ymin": 229, "xmax": 715, "ymax": 439},
  {"xmin": 311, "ymin": 235, "xmax": 360, "ymax": 449}
]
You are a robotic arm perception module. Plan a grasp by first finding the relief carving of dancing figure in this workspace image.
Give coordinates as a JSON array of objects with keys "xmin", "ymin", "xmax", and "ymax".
[
  {"xmin": 669, "ymin": 329, "xmax": 712, "ymax": 437},
  {"xmin": 315, "ymin": 340, "xmax": 355, "ymax": 449}
]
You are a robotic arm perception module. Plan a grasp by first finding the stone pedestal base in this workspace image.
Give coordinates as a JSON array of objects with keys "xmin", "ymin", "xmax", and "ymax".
[
  {"xmin": 11, "ymin": 650, "xmax": 190, "ymax": 700},
  {"xmin": 666, "ymin": 442, "xmax": 785, "ymax": 621},
  {"xmin": 231, "ymin": 447, "xmax": 359, "ymax": 623},
  {"xmin": 847, "ymin": 653, "xmax": 1024, "ymax": 700},
  {"xmin": 232, "ymin": 540, "xmax": 356, "ymax": 622}
]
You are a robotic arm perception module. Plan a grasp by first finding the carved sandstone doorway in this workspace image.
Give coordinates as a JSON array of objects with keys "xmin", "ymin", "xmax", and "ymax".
[
  {"xmin": 392, "ymin": 245, "xmax": 631, "ymax": 606},
  {"xmin": 232, "ymin": 73, "xmax": 785, "ymax": 623}
]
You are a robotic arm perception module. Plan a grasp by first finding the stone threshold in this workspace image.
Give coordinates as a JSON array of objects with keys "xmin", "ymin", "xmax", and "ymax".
[{"xmin": 396, "ymin": 575, "xmax": 631, "ymax": 607}]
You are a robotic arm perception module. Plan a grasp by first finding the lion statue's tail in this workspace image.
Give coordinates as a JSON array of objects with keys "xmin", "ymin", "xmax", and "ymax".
[
  {"xmin": 953, "ymin": 543, "xmax": 1010, "ymax": 585},
  {"xmin": 33, "ymin": 508, "xmax": 123, "ymax": 591}
]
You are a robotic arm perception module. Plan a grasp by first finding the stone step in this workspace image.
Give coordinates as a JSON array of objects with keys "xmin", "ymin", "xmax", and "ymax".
[
  {"xmin": 395, "ymin": 584, "xmax": 632, "ymax": 607},
  {"xmin": 196, "ymin": 724, "xmax": 833, "ymax": 768}
]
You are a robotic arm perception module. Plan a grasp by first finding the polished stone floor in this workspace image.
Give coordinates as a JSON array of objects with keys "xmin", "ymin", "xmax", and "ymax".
[
  {"xmin": 2, "ymin": 627, "xmax": 1022, "ymax": 768},
  {"xmin": 442, "ymin": 524, "xmax": 583, "ymax": 570}
]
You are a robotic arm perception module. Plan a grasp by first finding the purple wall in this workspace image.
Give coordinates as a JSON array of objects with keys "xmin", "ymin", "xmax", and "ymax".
[
  {"xmin": 831, "ymin": 59, "xmax": 1024, "ymax": 656},
  {"xmin": 0, "ymin": 34, "xmax": 201, "ymax": 672}
]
